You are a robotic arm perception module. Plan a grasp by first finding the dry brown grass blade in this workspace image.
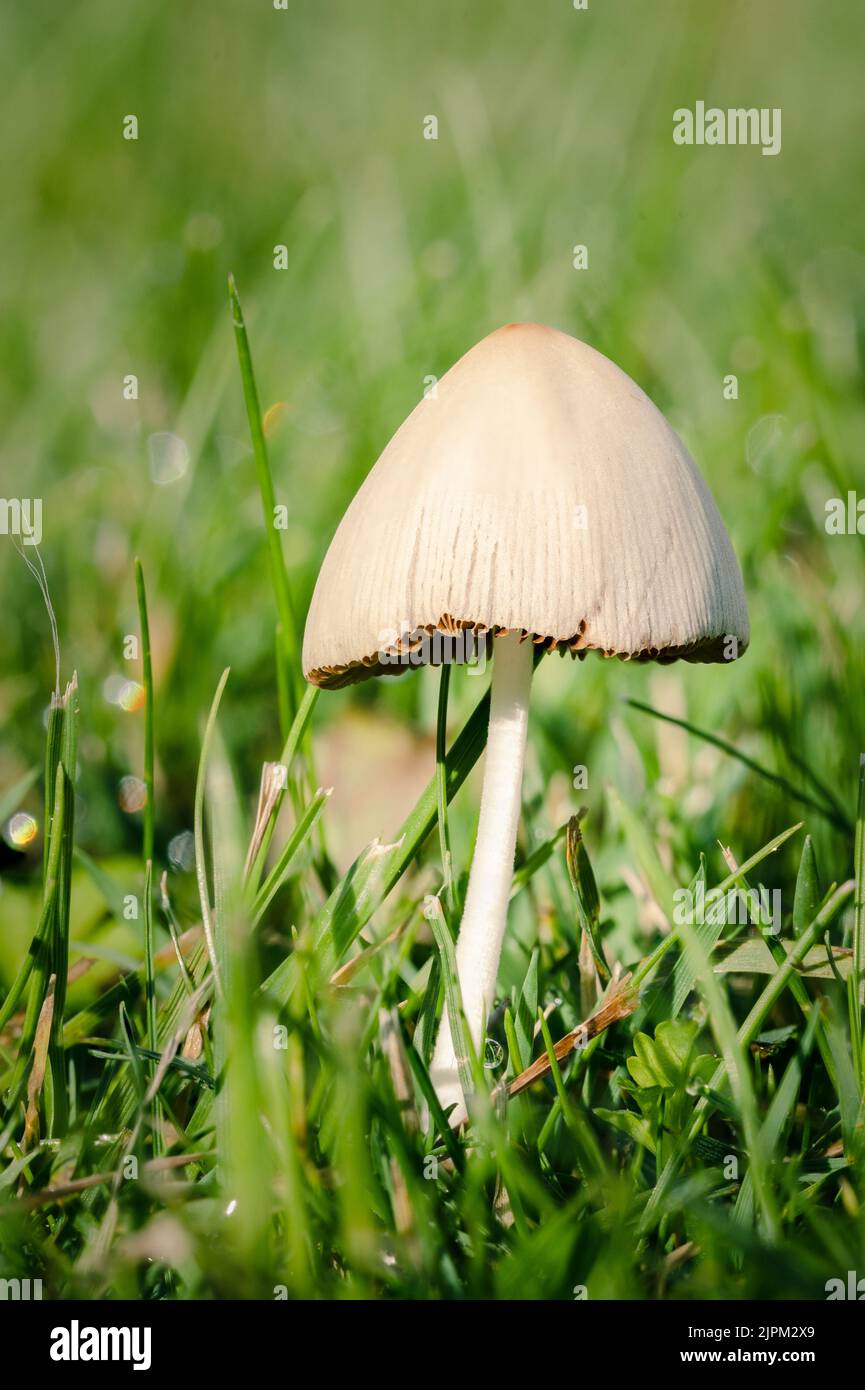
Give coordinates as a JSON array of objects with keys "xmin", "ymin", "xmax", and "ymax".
[
  {"xmin": 4, "ymin": 1152, "xmax": 212, "ymax": 1212},
  {"xmin": 378, "ymin": 1007, "xmax": 416, "ymax": 1239},
  {"xmin": 507, "ymin": 973, "xmax": 638, "ymax": 1100},
  {"xmin": 145, "ymin": 977, "xmax": 213, "ymax": 1106},
  {"xmin": 67, "ymin": 957, "xmax": 97, "ymax": 985},
  {"xmin": 243, "ymin": 760, "xmax": 287, "ymax": 879},
  {"xmin": 330, "ymin": 923, "xmax": 405, "ymax": 987},
  {"xmin": 78, "ymin": 972, "xmax": 216, "ymax": 1276},
  {"xmin": 181, "ymin": 1003, "xmax": 209, "ymax": 1061},
  {"xmin": 155, "ymin": 925, "xmax": 203, "ymax": 965},
  {"xmin": 379, "ymin": 1006, "xmax": 416, "ymax": 1132},
  {"xmin": 1, "ymin": 929, "xmax": 205, "ymax": 1048},
  {"xmin": 23, "ymin": 972, "xmax": 56, "ymax": 1151}
]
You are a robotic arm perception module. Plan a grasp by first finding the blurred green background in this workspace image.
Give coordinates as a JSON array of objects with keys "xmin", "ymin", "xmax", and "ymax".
[{"xmin": 1, "ymin": 0, "xmax": 864, "ymax": 972}]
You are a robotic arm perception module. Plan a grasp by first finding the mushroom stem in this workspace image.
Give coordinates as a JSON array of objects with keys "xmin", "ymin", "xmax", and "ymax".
[{"xmin": 430, "ymin": 630, "xmax": 534, "ymax": 1119}]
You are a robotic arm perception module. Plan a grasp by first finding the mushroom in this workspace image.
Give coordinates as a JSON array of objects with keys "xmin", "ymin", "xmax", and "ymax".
[{"xmin": 303, "ymin": 322, "xmax": 748, "ymax": 1119}]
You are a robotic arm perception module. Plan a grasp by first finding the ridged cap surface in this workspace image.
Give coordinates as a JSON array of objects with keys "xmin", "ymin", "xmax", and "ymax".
[{"xmin": 303, "ymin": 323, "xmax": 749, "ymax": 688}]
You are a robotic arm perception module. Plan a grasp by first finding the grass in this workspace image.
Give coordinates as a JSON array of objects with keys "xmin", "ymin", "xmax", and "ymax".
[{"xmin": 1, "ymin": 0, "xmax": 865, "ymax": 1301}]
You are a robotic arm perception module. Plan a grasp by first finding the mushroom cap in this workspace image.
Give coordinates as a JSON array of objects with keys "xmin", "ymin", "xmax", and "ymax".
[{"xmin": 303, "ymin": 323, "xmax": 749, "ymax": 689}]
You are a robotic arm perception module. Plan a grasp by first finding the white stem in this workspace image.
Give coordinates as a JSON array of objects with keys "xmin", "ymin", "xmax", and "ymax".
[{"xmin": 429, "ymin": 630, "xmax": 534, "ymax": 1120}]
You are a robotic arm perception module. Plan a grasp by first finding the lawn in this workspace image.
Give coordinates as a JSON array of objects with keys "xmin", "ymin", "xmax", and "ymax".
[{"xmin": 1, "ymin": 0, "xmax": 864, "ymax": 1301}]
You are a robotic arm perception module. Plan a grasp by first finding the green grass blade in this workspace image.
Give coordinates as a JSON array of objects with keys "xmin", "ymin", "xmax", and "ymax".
[
  {"xmin": 565, "ymin": 816, "xmax": 609, "ymax": 984},
  {"xmin": 851, "ymin": 754, "xmax": 865, "ymax": 1088},
  {"xmin": 246, "ymin": 681, "xmax": 320, "ymax": 895},
  {"xmin": 228, "ymin": 274, "xmax": 297, "ymax": 693},
  {"xmin": 403, "ymin": 1028, "xmax": 464, "ymax": 1171},
  {"xmin": 134, "ymin": 557, "xmax": 155, "ymax": 865},
  {"xmin": 537, "ymin": 1006, "xmax": 606, "ymax": 1180},
  {"xmin": 252, "ymin": 787, "xmax": 331, "ymax": 924},
  {"xmin": 143, "ymin": 859, "xmax": 157, "ymax": 1058},
  {"xmin": 435, "ymin": 664, "xmax": 454, "ymax": 918},
  {"xmin": 793, "ymin": 834, "xmax": 822, "ymax": 936},
  {"xmin": 0, "ymin": 765, "xmax": 64, "ymax": 1034},
  {"xmin": 626, "ymin": 697, "xmax": 851, "ymax": 833},
  {"xmin": 413, "ymin": 956, "xmax": 441, "ymax": 1068},
  {"xmin": 631, "ymin": 820, "xmax": 804, "ymax": 994},
  {"xmin": 262, "ymin": 685, "xmax": 492, "ymax": 1003},
  {"xmin": 424, "ymin": 894, "xmax": 475, "ymax": 1108},
  {"xmin": 514, "ymin": 949, "xmax": 538, "ymax": 1071},
  {"xmin": 194, "ymin": 667, "xmax": 231, "ymax": 995},
  {"xmin": 676, "ymin": 907, "xmax": 780, "ymax": 1240},
  {"xmin": 42, "ymin": 699, "xmax": 63, "ymax": 881},
  {"xmin": 641, "ymin": 878, "xmax": 855, "ymax": 1233},
  {"xmin": 46, "ymin": 675, "xmax": 79, "ymax": 1136}
]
